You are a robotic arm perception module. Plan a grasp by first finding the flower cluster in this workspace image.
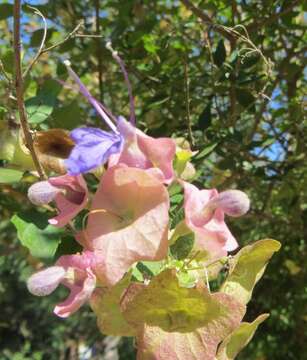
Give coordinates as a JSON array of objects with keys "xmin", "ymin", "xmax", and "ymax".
[
  {"xmin": 27, "ymin": 61, "xmax": 250, "ymax": 316},
  {"xmin": 25, "ymin": 59, "xmax": 267, "ymax": 359}
]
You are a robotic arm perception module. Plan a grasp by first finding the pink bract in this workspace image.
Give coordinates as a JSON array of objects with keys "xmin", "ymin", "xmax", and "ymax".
[
  {"xmin": 182, "ymin": 182, "xmax": 239, "ymax": 259},
  {"xmin": 109, "ymin": 117, "xmax": 176, "ymax": 184},
  {"xmin": 84, "ymin": 165, "xmax": 170, "ymax": 286}
]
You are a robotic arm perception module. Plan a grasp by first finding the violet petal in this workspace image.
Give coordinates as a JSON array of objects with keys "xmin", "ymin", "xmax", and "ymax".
[{"xmin": 65, "ymin": 127, "xmax": 124, "ymax": 175}]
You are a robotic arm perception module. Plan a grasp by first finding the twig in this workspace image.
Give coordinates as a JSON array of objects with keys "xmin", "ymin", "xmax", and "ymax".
[
  {"xmin": 180, "ymin": 0, "xmax": 235, "ymax": 42},
  {"xmin": 0, "ymin": 60, "xmax": 11, "ymax": 83},
  {"xmin": 42, "ymin": 21, "xmax": 83, "ymax": 53},
  {"xmin": 74, "ymin": 33, "xmax": 103, "ymax": 38},
  {"xmin": 13, "ymin": 0, "xmax": 45, "ymax": 180},
  {"xmin": 23, "ymin": 20, "xmax": 84, "ymax": 78},
  {"xmin": 183, "ymin": 56, "xmax": 194, "ymax": 146},
  {"xmin": 23, "ymin": 6, "xmax": 47, "ymax": 78},
  {"xmin": 246, "ymin": 0, "xmax": 300, "ymax": 32},
  {"xmin": 94, "ymin": 0, "xmax": 104, "ymax": 101}
]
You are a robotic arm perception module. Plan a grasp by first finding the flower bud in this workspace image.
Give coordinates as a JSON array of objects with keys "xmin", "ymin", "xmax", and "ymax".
[
  {"xmin": 28, "ymin": 180, "xmax": 63, "ymax": 206},
  {"xmin": 27, "ymin": 266, "xmax": 66, "ymax": 296},
  {"xmin": 211, "ymin": 190, "xmax": 250, "ymax": 217}
]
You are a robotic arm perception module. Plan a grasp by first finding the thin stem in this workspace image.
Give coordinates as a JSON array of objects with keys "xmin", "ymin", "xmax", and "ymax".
[
  {"xmin": 13, "ymin": 0, "xmax": 45, "ymax": 180},
  {"xmin": 23, "ymin": 6, "xmax": 47, "ymax": 78},
  {"xmin": 183, "ymin": 56, "xmax": 194, "ymax": 147},
  {"xmin": 106, "ymin": 42, "xmax": 136, "ymax": 125},
  {"xmin": 94, "ymin": 0, "xmax": 104, "ymax": 101},
  {"xmin": 23, "ymin": 21, "xmax": 84, "ymax": 78}
]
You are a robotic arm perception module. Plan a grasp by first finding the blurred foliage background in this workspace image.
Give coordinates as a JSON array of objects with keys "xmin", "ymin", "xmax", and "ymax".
[{"xmin": 0, "ymin": 0, "xmax": 306, "ymax": 359}]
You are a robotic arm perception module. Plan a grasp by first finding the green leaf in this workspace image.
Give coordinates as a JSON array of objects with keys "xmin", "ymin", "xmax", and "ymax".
[
  {"xmin": 195, "ymin": 142, "xmax": 218, "ymax": 160},
  {"xmin": 0, "ymin": 168, "xmax": 23, "ymax": 183},
  {"xmin": 30, "ymin": 28, "xmax": 55, "ymax": 48},
  {"xmin": 26, "ymin": 95, "xmax": 56, "ymax": 124},
  {"xmin": 90, "ymin": 274, "xmax": 136, "ymax": 336},
  {"xmin": 136, "ymin": 260, "xmax": 163, "ymax": 277},
  {"xmin": 52, "ymin": 100, "xmax": 82, "ymax": 130},
  {"xmin": 121, "ymin": 269, "xmax": 241, "ymax": 333},
  {"xmin": 1, "ymin": 49, "xmax": 14, "ymax": 74},
  {"xmin": 54, "ymin": 234, "xmax": 82, "ymax": 259},
  {"xmin": 198, "ymin": 102, "xmax": 212, "ymax": 131},
  {"xmin": 216, "ymin": 314, "xmax": 269, "ymax": 360},
  {"xmin": 39, "ymin": 79, "xmax": 62, "ymax": 98},
  {"xmin": 213, "ymin": 40, "xmax": 226, "ymax": 67},
  {"xmin": 240, "ymin": 53, "xmax": 261, "ymax": 69},
  {"xmin": 0, "ymin": 4, "xmax": 13, "ymax": 20},
  {"xmin": 173, "ymin": 149, "xmax": 192, "ymax": 176},
  {"xmin": 170, "ymin": 233, "xmax": 195, "ymax": 260},
  {"xmin": 11, "ymin": 212, "xmax": 63, "ymax": 260},
  {"xmin": 221, "ymin": 239, "xmax": 281, "ymax": 304},
  {"xmin": 236, "ymin": 88, "xmax": 255, "ymax": 109}
]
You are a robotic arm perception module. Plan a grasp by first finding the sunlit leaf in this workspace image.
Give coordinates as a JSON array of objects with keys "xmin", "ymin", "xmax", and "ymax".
[
  {"xmin": 90, "ymin": 274, "xmax": 136, "ymax": 336},
  {"xmin": 0, "ymin": 168, "xmax": 23, "ymax": 184},
  {"xmin": 121, "ymin": 269, "xmax": 245, "ymax": 333},
  {"xmin": 221, "ymin": 239, "xmax": 281, "ymax": 304},
  {"xmin": 216, "ymin": 313, "xmax": 269, "ymax": 360},
  {"xmin": 11, "ymin": 212, "xmax": 63, "ymax": 260}
]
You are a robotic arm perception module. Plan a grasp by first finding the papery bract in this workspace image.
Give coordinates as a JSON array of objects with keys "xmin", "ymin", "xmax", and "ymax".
[
  {"xmin": 120, "ymin": 269, "xmax": 238, "ymax": 333},
  {"xmin": 27, "ymin": 251, "xmax": 96, "ymax": 318},
  {"xmin": 83, "ymin": 165, "xmax": 169, "ymax": 286},
  {"xmin": 28, "ymin": 174, "xmax": 88, "ymax": 227},
  {"xmin": 109, "ymin": 117, "xmax": 176, "ymax": 184},
  {"xmin": 136, "ymin": 292, "xmax": 246, "ymax": 360}
]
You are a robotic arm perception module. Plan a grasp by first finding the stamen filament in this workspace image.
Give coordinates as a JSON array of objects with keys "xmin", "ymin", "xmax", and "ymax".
[
  {"xmin": 64, "ymin": 60, "xmax": 118, "ymax": 133},
  {"xmin": 106, "ymin": 42, "xmax": 136, "ymax": 125}
]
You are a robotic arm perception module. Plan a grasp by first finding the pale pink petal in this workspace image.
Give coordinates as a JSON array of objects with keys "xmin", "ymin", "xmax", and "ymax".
[
  {"xmin": 137, "ymin": 135, "xmax": 176, "ymax": 184},
  {"xmin": 54, "ymin": 268, "xmax": 96, "ymax": 318},
  {"xmin": 182, "ymin": 181, "xmax": 238, "ymax": 258},
  {"xmin": 27, "ymin": 266, "xmax": 66, "ymax": 296},
  {"xmin": 111, "ymin": 117, "xmax": 176, "ymax": 183},
  {"xmin": 56, "ymin": 250, "xmax": 95, "ymax": 270},
  {"xmin": 48, "ymin": 174, "xmax": 88, "ymax": 227},
  {"xmin": 86, "ymin": 165, "xmax": 169, "ymax": 286},
  {"xmin": 182, "ymin": 181, "xmax": 218, "ymax": 227}
]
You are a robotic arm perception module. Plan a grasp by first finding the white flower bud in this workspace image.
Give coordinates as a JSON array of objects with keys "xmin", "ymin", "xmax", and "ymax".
[
  {"xmin": 27, "ymin": 266, "xmax": 66, "ymax": 296},
  {"xmin": 28, "ymin": 181, "xmax": 63, "ymax": 206},
  {"xmin": 211, "ymin": 190, "xmax": 250, "ymax": 217}
]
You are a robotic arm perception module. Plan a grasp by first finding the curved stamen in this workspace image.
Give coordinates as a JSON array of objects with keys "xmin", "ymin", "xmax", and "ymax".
[
  {"xmin": 106, "ymin": 42, "xmax": 136, "ymax": 125},
  {"xmin": 64, "ymin": 60, "xmax": 118, "ymax": 133}
]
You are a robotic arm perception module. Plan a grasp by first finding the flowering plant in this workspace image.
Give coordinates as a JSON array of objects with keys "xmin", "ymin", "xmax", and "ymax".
[{"xmin": 9, "ymin": 50, "xmax": 280, "ymax": 359}]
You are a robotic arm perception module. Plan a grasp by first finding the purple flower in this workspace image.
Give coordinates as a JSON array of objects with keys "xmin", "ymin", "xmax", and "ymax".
[
  {"xmin": 63, "ymin": 61, "xmax": 124, "ymax": 175},
  {"xmin": 65, "ymin": 127, "xmax": 123, "ymax": 175}
]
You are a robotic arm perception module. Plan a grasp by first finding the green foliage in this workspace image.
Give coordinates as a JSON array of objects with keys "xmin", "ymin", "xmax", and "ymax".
[
  {"xmin": 0, "ymin": 0, "xmax": 306, "ymax": 359},
  {"xmin": 221, "ymin": 239, "xmax": 281, "ymax": 305},
  {"xmin": 11, "ymin": 212, "xmax": 63, "ymax": 260},
  {"xmin": 121, "ymin": 269, "xmax": 230, "ymax": 333},
  {"xmin": 0, "ymin": 168, "xmax": 23, "ymax": 183},
  {"xmin": 217, "ymin": 313, "xmax": 270, "ymax": 360}
]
